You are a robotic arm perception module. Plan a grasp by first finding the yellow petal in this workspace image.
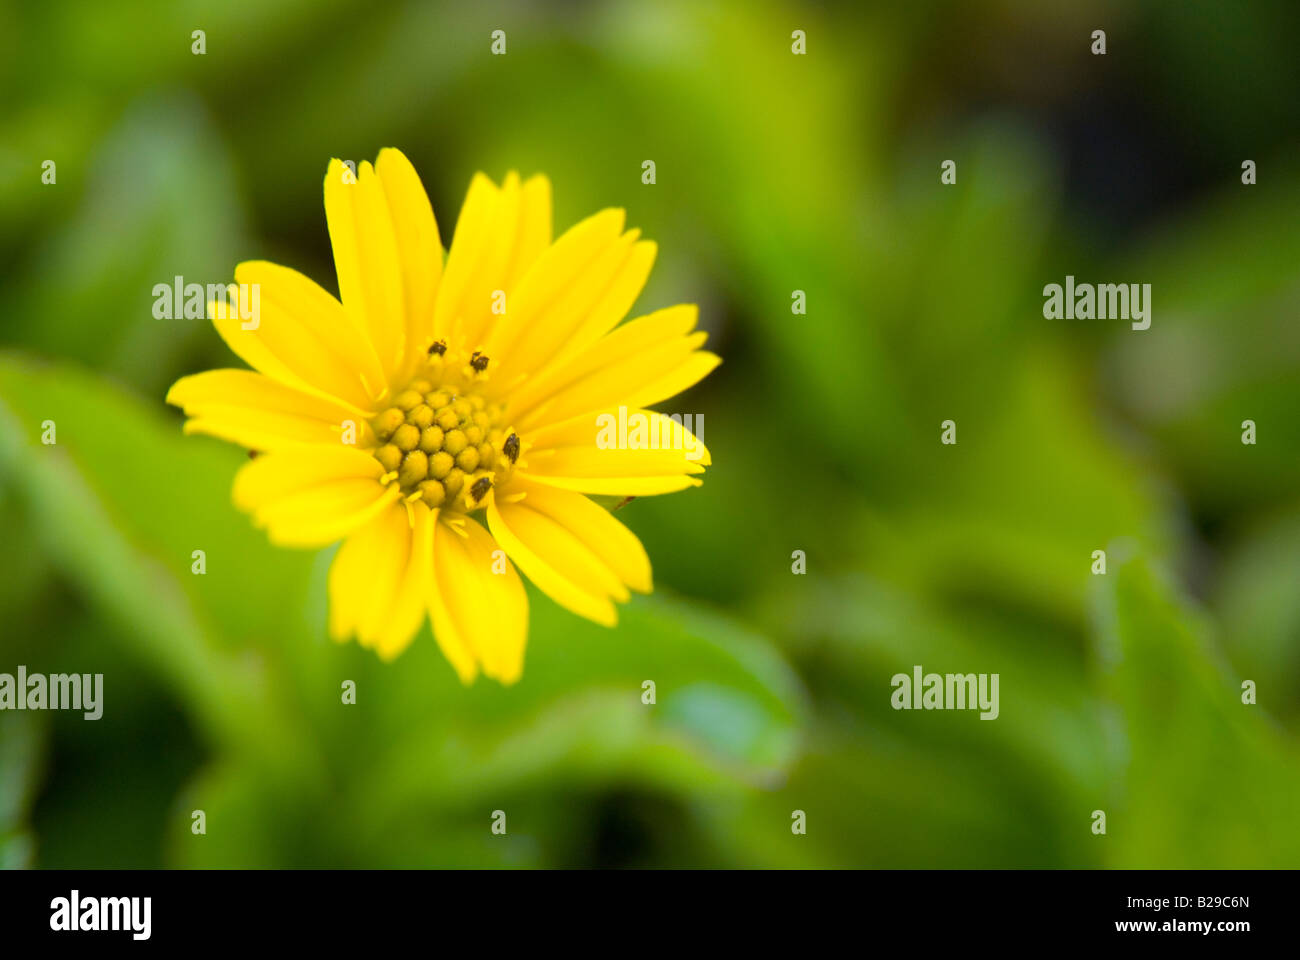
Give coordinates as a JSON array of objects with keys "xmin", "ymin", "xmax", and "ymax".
[
  {"xmin": 324, "ymin": 158, "xmax": 406, "ymax": 379},
  {"xmin": 231, "ymin": 447, "xmax": 398, "ymax": 545},
  {"xmin": 251, "ymin": 480, "xmax": 401, "ymax": 548},
  {"xmin": 502, "ymin": 174, "xmax": 552, "ymax": 292},
  {"xmin": 510, "ymin": 479, "xmax": 652, "ymax": 594},
  {"xmin": 209, "ymin": 262, "xmax": 385, "ymax": 410},
  {"xmin": 167, "ymin": 369, "xmax": 367, "ymax": 451},
  {"xmin": 376, "ymin": 148, "xmax": 443, "ymax": 378},
  {"xmin": 515, "ymin": 331, "xmax": 714, "ymax": 431},
  {"xmin": 371, "ymin": 501, "xmax": 434, "ymax": 660},
  {"xmin": 432, "ymin": 173, "xmax": 500, "ymax": 344},
  {"xmin": 505, "ymin": 304, "xmax": 700, "ymax": 418},
  {"xmin": 486, "ymin": 211, "xmax": 654, "ymax": 378},
  {"xmin": 624, "ymin": 350, "xmax": 721, "ymax": 411},
  {"xmin": 329, "ymin": 502, "xmax": 407, "ymax": 646},
  {"xmin": 529, "ymin": 408, "xmax": 711, "ymax": 464},
  {"xmin": 550, "ymin": 238, "xmax": 658, "ymax": 369},
  {"xmin": 481, "ymin": 208, "xmax": 625, "ymax": 367},
  {"xmin": 431, "ymin": 170, "xmax": 548, "ymax": 348},
  {"xmin": 520, "ymin": 407, "xmax": 709, "ymax": 496},
  {"xmin": 432, "ymin": 171, "xmax": 553, "ymax": 352},
  {"xmin": 486, "ymin": 496, "xmax": 621, "ymax": 627},
  {"xmin": 232, "ymin": 446, "xmax": 384, "ymax": 510},
  {"xmin": 457, "ymin": 172, "xmax": 520, "ymax": 350},
  {"xmin": 521, "ymin": 471, "xmax": 702, "ymax": 497},
  {"xmin": 425, "ymin": 530, "xmax": 480, "ymax": 683},
  {"xmin": 429, "ymin": 514, "xmax": 528, "ymax": 684},
  {"xmin": 330, "ymin": 501, "xmax": 430, "ymax": 660}
]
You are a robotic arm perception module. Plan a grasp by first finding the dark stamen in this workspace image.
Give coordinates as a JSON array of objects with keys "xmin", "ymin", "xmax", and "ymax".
[
  {"xmin": 470, "ymin": 351, "xmax": 489, "ymax": 373},
  {"xmin": 470, "ymin": 476, "xmax": 492, "ymax": 501},
  {"xmin": 503, "ymin": 433, "xmax": 520, "ymax": 464},
  {"xmin": 427, "ymin": 340, "xmax": 447, "ymax": 356}
]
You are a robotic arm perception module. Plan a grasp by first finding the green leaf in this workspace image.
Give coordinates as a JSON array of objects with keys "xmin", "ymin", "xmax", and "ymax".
[
  {"xmin": 170, "ymin": 587, "xmax": 807, "ymax": 867},
  {"xmin": 0, "ymin": 352, "xmax": 324, "ymax": 789},
  {"xmin": 1091, "ymin": 552, "xmax": 1300, "ymax": 867},
  {"xmin": 0, "ymin": 712, "xmax": 45, "ymax": 869},
  {"xmin": 745, "ymin": 572, "xmax": 1109, "ymax": 867},
  {"xmin": 5, "ymin": 94, "xmax": 246, "ymax": 396},
  {"xmin": 1214, "ymin": 506, "xmax": 1300, "ymax": 720}
]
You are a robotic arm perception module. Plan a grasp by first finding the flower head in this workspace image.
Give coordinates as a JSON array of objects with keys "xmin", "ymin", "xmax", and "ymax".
[{"xmin": 167, "ymin": 149, "xmax": 718, "ymax": 683}]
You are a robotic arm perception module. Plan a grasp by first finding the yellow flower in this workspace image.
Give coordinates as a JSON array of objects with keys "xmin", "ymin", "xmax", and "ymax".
[{"xmin": 167, "ymin": 149, "xmax": 718, "ymax": 683}]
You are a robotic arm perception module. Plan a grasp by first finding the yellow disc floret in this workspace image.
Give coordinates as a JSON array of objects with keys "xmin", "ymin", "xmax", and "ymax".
[{"xmin": 367, "ymin": 347, "xmax": 518, "ymax": 514}]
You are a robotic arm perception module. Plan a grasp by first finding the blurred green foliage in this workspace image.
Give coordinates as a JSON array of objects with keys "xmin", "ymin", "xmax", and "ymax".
[{"xmin": 1, "ymin": 0, "xmax": 1298, "ymax": 867}]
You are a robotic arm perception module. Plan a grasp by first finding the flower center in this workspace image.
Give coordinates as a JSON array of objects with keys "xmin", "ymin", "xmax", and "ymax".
[{"xmin": 368, "ymin": 343, "xmax": 519, "ymax": 514}]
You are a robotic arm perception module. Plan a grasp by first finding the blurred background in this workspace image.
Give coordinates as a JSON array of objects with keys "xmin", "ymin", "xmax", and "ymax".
[{"xmin": 2, "ymin": 0, "xmax": 1299, "ymax": 868}]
